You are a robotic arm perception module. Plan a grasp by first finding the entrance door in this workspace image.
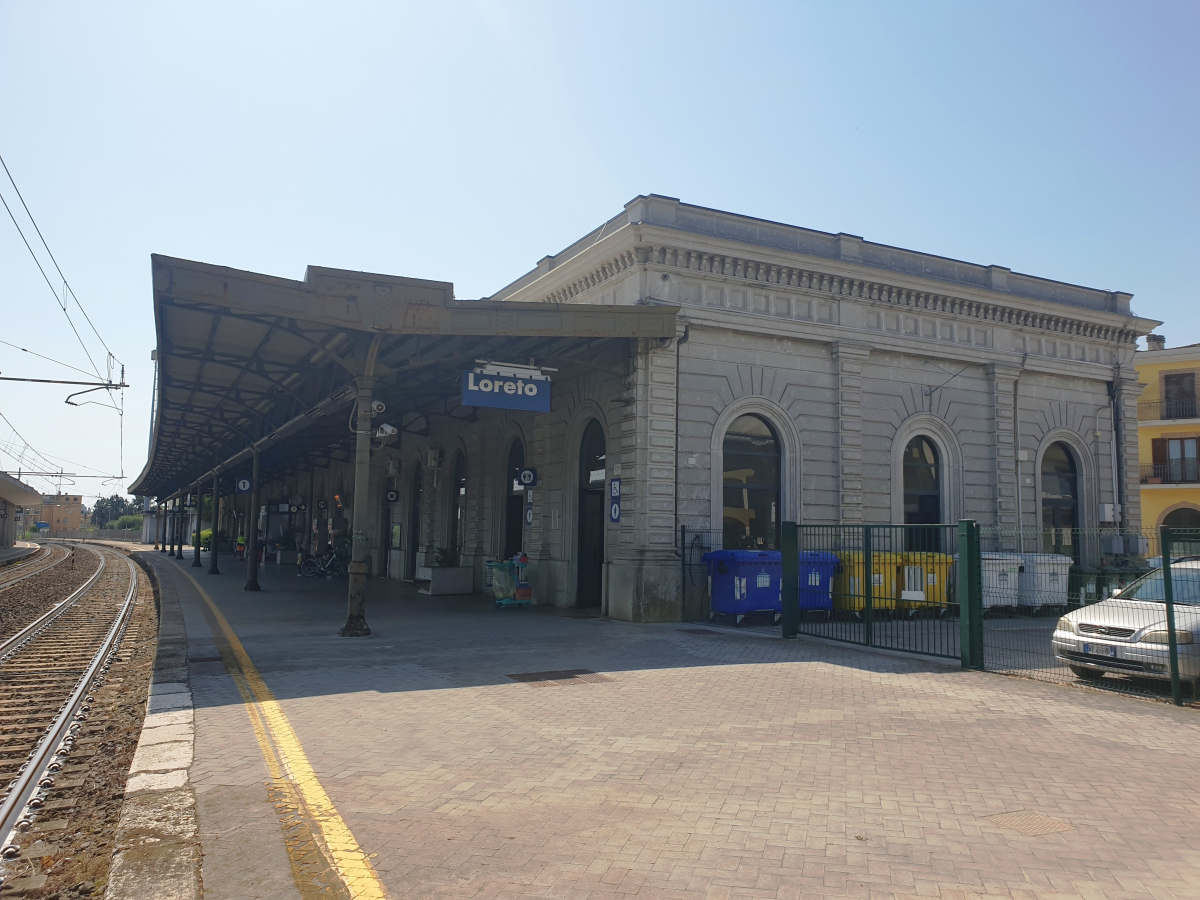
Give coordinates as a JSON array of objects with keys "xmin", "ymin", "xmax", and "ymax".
[
  {"xmin": 504, "ymin": 440, "xmax": 525, "ymax": 560},
  {"xmin": 576, "ymin": 420, "xmax": 606, "ymax": 607},
  {"xmin": 405, "ymin": 466, "xmax": 422, "ymax": 579}
]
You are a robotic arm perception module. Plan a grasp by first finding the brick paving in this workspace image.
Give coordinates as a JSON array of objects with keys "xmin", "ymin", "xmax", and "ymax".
[{"xmin": 145, "ymin": 552, "xmax": 1200, "ymax": 899}]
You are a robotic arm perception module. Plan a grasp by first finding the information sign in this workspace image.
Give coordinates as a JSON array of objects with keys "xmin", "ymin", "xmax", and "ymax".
[
  {"xmin": 236, "ymin": 477, "xmax": 252, "ymax": 493},
  {"xmin": 609, "ymin": 478, "xmax": 621, "ymax": 523},
  {"xmin": 461, "ymin": 371, "xmax": 551, "ymax": 412},
  {"xmin": 385, "ymin": 489, "xmax": 399, "ymax": 503},
  {"xmin": 518, "ymin": 468, "xmax": 538, "ymax": 487}
]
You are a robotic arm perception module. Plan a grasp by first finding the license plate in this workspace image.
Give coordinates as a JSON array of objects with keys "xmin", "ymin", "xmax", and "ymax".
[{"xmin": 1083, "ymin": 643, "xmax": 1117, "ymax": 659}]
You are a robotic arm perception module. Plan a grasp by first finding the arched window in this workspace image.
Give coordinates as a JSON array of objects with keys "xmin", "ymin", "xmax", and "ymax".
[
  {"xmin": 722, "ymin": 414, "xmax": 780, "ymax": 550},
  {"xmin": 448, "ymin": 453, "xmax": 467, "ymax": 565},
  {"xmin": 903, "ymin": 436, "xmax": 941, "ymax": 551},
  {"xmin": 1041, "ymin": 442, "xmax": 1078, "ymax": 558},
  {"xmin": 503, "ymin": 440, "xmax": 525, "ymax": 559},
  {"xmin": 903, "ymin": 437, "xmax": 941, "ymax": 524}
]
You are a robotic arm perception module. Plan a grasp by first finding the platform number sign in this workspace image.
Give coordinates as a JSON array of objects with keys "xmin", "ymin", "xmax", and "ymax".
[
  {"xmin": 236, "ymin": 477, "xmax": 252, "ymax": 493},
  {"xmin": 609, "ymin": 478, "xmax": 621, "ymax": 523}
]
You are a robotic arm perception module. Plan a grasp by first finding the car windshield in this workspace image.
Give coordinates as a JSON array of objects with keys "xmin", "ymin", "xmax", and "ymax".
[{"xmin": 1118, "ymin": 565, "xmax": 1200, "ymax": 605}]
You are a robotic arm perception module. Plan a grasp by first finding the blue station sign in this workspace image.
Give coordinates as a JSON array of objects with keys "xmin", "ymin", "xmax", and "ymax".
[{"xmin": 461, "ymin": 371, "xmax": 551, "ymax": 412}]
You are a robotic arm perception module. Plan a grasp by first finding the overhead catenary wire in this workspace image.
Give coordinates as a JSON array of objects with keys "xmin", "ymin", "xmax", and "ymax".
[
  {"xmin": 0, "ymin": 190, "xmax": 103, "ymax": 379},
  {"xmin": 0, "ymin": 153, "xmax": 121, "ymax": 370},
  {"xmin": 0, "ymin": 340, "xmax": 108, "ymax": 379}
]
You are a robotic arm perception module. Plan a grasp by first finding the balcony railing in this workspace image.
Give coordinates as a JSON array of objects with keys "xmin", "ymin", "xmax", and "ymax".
[
  {"xmin": 1139, "ymin": 398, "xmax": 1199, "ymax": 421},
  {"xmin": 1140, "ymin": 463, "xmax": 1200, "ymax": 485}
]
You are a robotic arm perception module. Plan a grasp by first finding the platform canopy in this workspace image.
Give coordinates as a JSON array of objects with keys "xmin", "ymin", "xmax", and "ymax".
[
  {"xmin": 130, "ymin": 255, "xmax": 678, "ymax": 499},
  {"xmin": 0, "ymin": 471, "xmax": 42, "ymax": 507}
]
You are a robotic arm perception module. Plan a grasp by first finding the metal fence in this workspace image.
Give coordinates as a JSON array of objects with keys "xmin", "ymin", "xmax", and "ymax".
[
  {"xmin": 683, "ymin": 521, "xmax": 1200, "ymax": 708},
  {"xmin": 972, "ymin": 525, "xmax": 1200, "ymax": 705}
]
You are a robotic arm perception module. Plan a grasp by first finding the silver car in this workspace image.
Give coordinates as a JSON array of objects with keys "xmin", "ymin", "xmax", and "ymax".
[{"xmin": 1052, "ymin": 560, "xmax": 1200, "ymax": 684}]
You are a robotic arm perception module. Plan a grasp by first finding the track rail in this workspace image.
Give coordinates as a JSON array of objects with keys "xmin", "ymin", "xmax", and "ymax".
[
  {"xmin": 0, "ymin": 544, "xmax": 71, "ymax": 593},
  {"xmin": 0, "ymin": 546, "xmax": 138, "ymax": 854}
]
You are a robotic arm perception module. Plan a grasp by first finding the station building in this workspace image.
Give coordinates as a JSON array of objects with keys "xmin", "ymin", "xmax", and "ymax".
[
  {"xmin": 0, "ymin": 473, "xmax": 41, "ymax": 550},
  {"xmin": 130, "ymin": 195, "xmax": 1156, "ymax": 626}
]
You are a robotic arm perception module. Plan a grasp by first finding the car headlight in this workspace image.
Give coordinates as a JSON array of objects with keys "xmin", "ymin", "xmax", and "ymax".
[
  {"xmin": 1056, "ymin": 617, "xmax": 1075, "ymax": 634},
  {"xmin": 1140, "ymin": 630, "xmax": 1194, "ymax": 645}
]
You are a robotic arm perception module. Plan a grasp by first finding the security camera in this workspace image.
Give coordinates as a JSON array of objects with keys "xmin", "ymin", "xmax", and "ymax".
[
  {"xmin": 375, "ymin": 422, "xmax": 398, "ymax": 438},
  {"xmin": 371, "ymin": 400, "xmax": 387, "ymax": 416}
]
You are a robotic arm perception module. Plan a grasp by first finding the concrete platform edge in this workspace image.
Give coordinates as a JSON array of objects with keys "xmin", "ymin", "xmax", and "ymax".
[{"xmin": 104, "ymin": 553, "xmax": 202, "ymax": 900}]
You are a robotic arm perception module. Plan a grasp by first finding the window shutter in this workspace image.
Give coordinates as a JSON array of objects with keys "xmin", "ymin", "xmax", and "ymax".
[{"xmin": 1151, "ymin": 438, "xmax": 1168, "ymax": 467}]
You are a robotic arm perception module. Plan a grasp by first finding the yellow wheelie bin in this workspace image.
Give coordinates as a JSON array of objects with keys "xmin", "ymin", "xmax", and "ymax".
[
  {"xmin": 899, "ymin": 552, "xmax": 954, "ymax": 614},
  {"xmin": 832, "ymin": 551, "xmax": 902, "ymax": 612}
]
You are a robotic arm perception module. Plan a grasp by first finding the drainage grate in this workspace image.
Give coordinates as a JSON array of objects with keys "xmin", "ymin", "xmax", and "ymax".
[
  {"xmin": 985, "ymin": 810, "xmax": 1073, "ymax": 836},
  {"xmin": 507, "ymin": 669, "xmax": 613, "ymax": 687},
  {"xmin": 677, "ymin": 628, "xmax": 717, "ymax": 635}
]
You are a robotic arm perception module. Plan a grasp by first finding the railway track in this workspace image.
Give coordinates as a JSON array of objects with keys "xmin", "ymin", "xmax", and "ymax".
[
  {"xmin": 0, "ymin": 544, "xmax": 69, "ymax": 592},
  {"xmin": 0, "ymin": 544, "xmax": 138, "ymax": 859}
]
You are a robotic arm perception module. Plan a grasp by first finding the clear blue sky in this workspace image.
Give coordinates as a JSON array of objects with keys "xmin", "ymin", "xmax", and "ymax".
[{"xmin": 2, "ymin": 1, "xmax": 1197, "ymax": 504}]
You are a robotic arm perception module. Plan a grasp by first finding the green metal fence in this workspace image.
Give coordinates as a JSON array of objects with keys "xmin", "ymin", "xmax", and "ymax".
[
  {"xmin": 688, "ymin": 520, "xmax": 1200, "ymax": 707},
  {"xmin": 971, "ymin": 524, "xmax": 1200, "ymax": 706}
]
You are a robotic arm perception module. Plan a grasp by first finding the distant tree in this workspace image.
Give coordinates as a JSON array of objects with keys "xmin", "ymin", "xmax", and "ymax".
[
  {"xmin": 92, "ymin": 494, "xmax": 140, "ymax": 528},
  {"xmin": 112, "ymin": 514, "xmax": 143, "ymax": 530}
]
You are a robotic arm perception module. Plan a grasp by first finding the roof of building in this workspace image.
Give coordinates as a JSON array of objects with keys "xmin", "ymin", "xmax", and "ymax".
[
  {"xmin": 0, "ymin": 472, "xmax": 43, "ymax": 507},
  {"xmin": 130, "ymin": 255, "xmax": 677, "ymax": 498},
  {"xmin": 488, "ymin": 194, "xmax": 1135, "ymax": 317}
]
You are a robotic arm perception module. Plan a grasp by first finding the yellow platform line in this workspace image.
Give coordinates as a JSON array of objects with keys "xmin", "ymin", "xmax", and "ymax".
[{"xmin": 178, "ymin": 567, "xmax": 387, "ymax": 899}]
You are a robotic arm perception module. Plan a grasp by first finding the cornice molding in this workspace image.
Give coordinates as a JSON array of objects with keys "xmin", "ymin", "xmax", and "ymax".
[{"xmin": 526, "ymin": 239, "xmax": 1141, "ymax": 347}]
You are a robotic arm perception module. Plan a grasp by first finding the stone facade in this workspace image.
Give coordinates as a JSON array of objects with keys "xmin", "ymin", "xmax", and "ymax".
[{"xmin": 235, "ymin": 195, "xmax": 1157, "ymax": 622}]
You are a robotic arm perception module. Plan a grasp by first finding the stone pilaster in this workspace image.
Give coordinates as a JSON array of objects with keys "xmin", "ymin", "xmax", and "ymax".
[
  {"xmin": 609, "ymin": 336, "xmax": 680, "ymax": 622},
  {"xmin": 831, "ymin": 342, "xmax": 871, "ymax": 524},
  {"xmin": 1114, "ymin": 372, "xmax": 1145, "ymax": 529},
  {"xmin": 988, "ymin": 364, "xmax": 1022, "ymax": 527}
]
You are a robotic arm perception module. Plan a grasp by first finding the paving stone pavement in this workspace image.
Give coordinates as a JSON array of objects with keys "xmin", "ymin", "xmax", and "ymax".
[{"xmin": 145, "ymin": 552, "xmax": 1200, "ymax": 900}]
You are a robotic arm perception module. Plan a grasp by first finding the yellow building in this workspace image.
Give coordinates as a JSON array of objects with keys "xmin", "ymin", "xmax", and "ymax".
[{"xmin": 1136, "ymin": 336, "xmax": 1200, "ymax": 530}]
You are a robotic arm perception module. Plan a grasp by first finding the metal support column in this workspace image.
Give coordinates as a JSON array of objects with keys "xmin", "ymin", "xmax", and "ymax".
[
  {"xmin": 342, "ymin": 373, "xmax": 375, "ymax": 636},
  {"xmin": 863, "ymin": 525, "xmax": 874, "ymax": 647},
  {"xmin": 245, "ymin": 450, "xmax": 261, "ymax": 591},
  {"xmin": 191, "ymin": 485, "xmax": 202, "ymax": 567},
  {"xmin": 208, "ymin": 472, "xmax": 221, "ymax": 575},
  {"xmin": 781, "ymin": 522, "xmax": 799, "ymax": 639},
  {"xmin": 157, "ymin": 500, "xmax": 166, "ymax": 552},
  {"xmin": 154, "ymin": 501, "xmax": 162, "ymax": 551},
  {"xmin": 173, "ymin": 498, "xmax": 182, "ymax": 558},
  {"xmin": 958, "ymin": 519, "xmax": 984, "ymax": 670},
  {"xmin": 1161, "ymin": 526, "xmax": 1182, "ymax": 706}
]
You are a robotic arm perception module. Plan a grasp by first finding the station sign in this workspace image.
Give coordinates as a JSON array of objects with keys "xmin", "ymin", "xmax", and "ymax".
[
  {"xmin": 609, "ymin": 478, "xmax": 621, "ymax": 523},
  {"xmin": 461, "ymin": 371, "xmax": 551, "ymax": 412},
  {"xmin": 236, "ymin": 477, "xmax": 252, "ymax": 493}
]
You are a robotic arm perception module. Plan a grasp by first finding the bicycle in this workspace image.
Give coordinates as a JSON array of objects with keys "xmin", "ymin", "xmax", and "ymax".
[{"xmin": 300, "ymin": 546, "xmax": 347, "ymax": 577}]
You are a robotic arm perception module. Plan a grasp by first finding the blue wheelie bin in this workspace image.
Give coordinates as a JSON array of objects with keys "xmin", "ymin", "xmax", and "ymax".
[
  {"xmin": 796, "ymin": 551, "xmax": 838, "ymax": 611},
  {"xmin": 702, "ymin": 550, "xmax": 781, "ymax": 623}
]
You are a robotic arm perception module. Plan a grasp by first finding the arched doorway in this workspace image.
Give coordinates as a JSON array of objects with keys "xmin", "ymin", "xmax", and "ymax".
[
  {"xmin": 577, "ymin": 419, "xmax": 606, "ymax": 608},
  {"xmin": 1163, "ymin": 507, "xmax": 1200, "ymax": 557},
  {"xmin": 1164, "ymin": 507, "xmax": 1200, "ymax": 529},
  {"xmin": 903, "ymin": 435, "xmax": 941, "ymax": 551},
  {"xmin": 1041, "ymin": 442, "xmax": 1079, "ymax": 558},
  {"xmin": 405, "ymin": 464, "xmax": 422, "ymax": 579},
  {"xmin": 722, "ymin": 414, "xmax": 781, "ymax": 550},
  {"xmin": 503, "ymin": 440, "xmax": 525, "ymax": 560},
  {"xmin": 448, "ymin": 452, "xmax": 467, "ymax": 566}
]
